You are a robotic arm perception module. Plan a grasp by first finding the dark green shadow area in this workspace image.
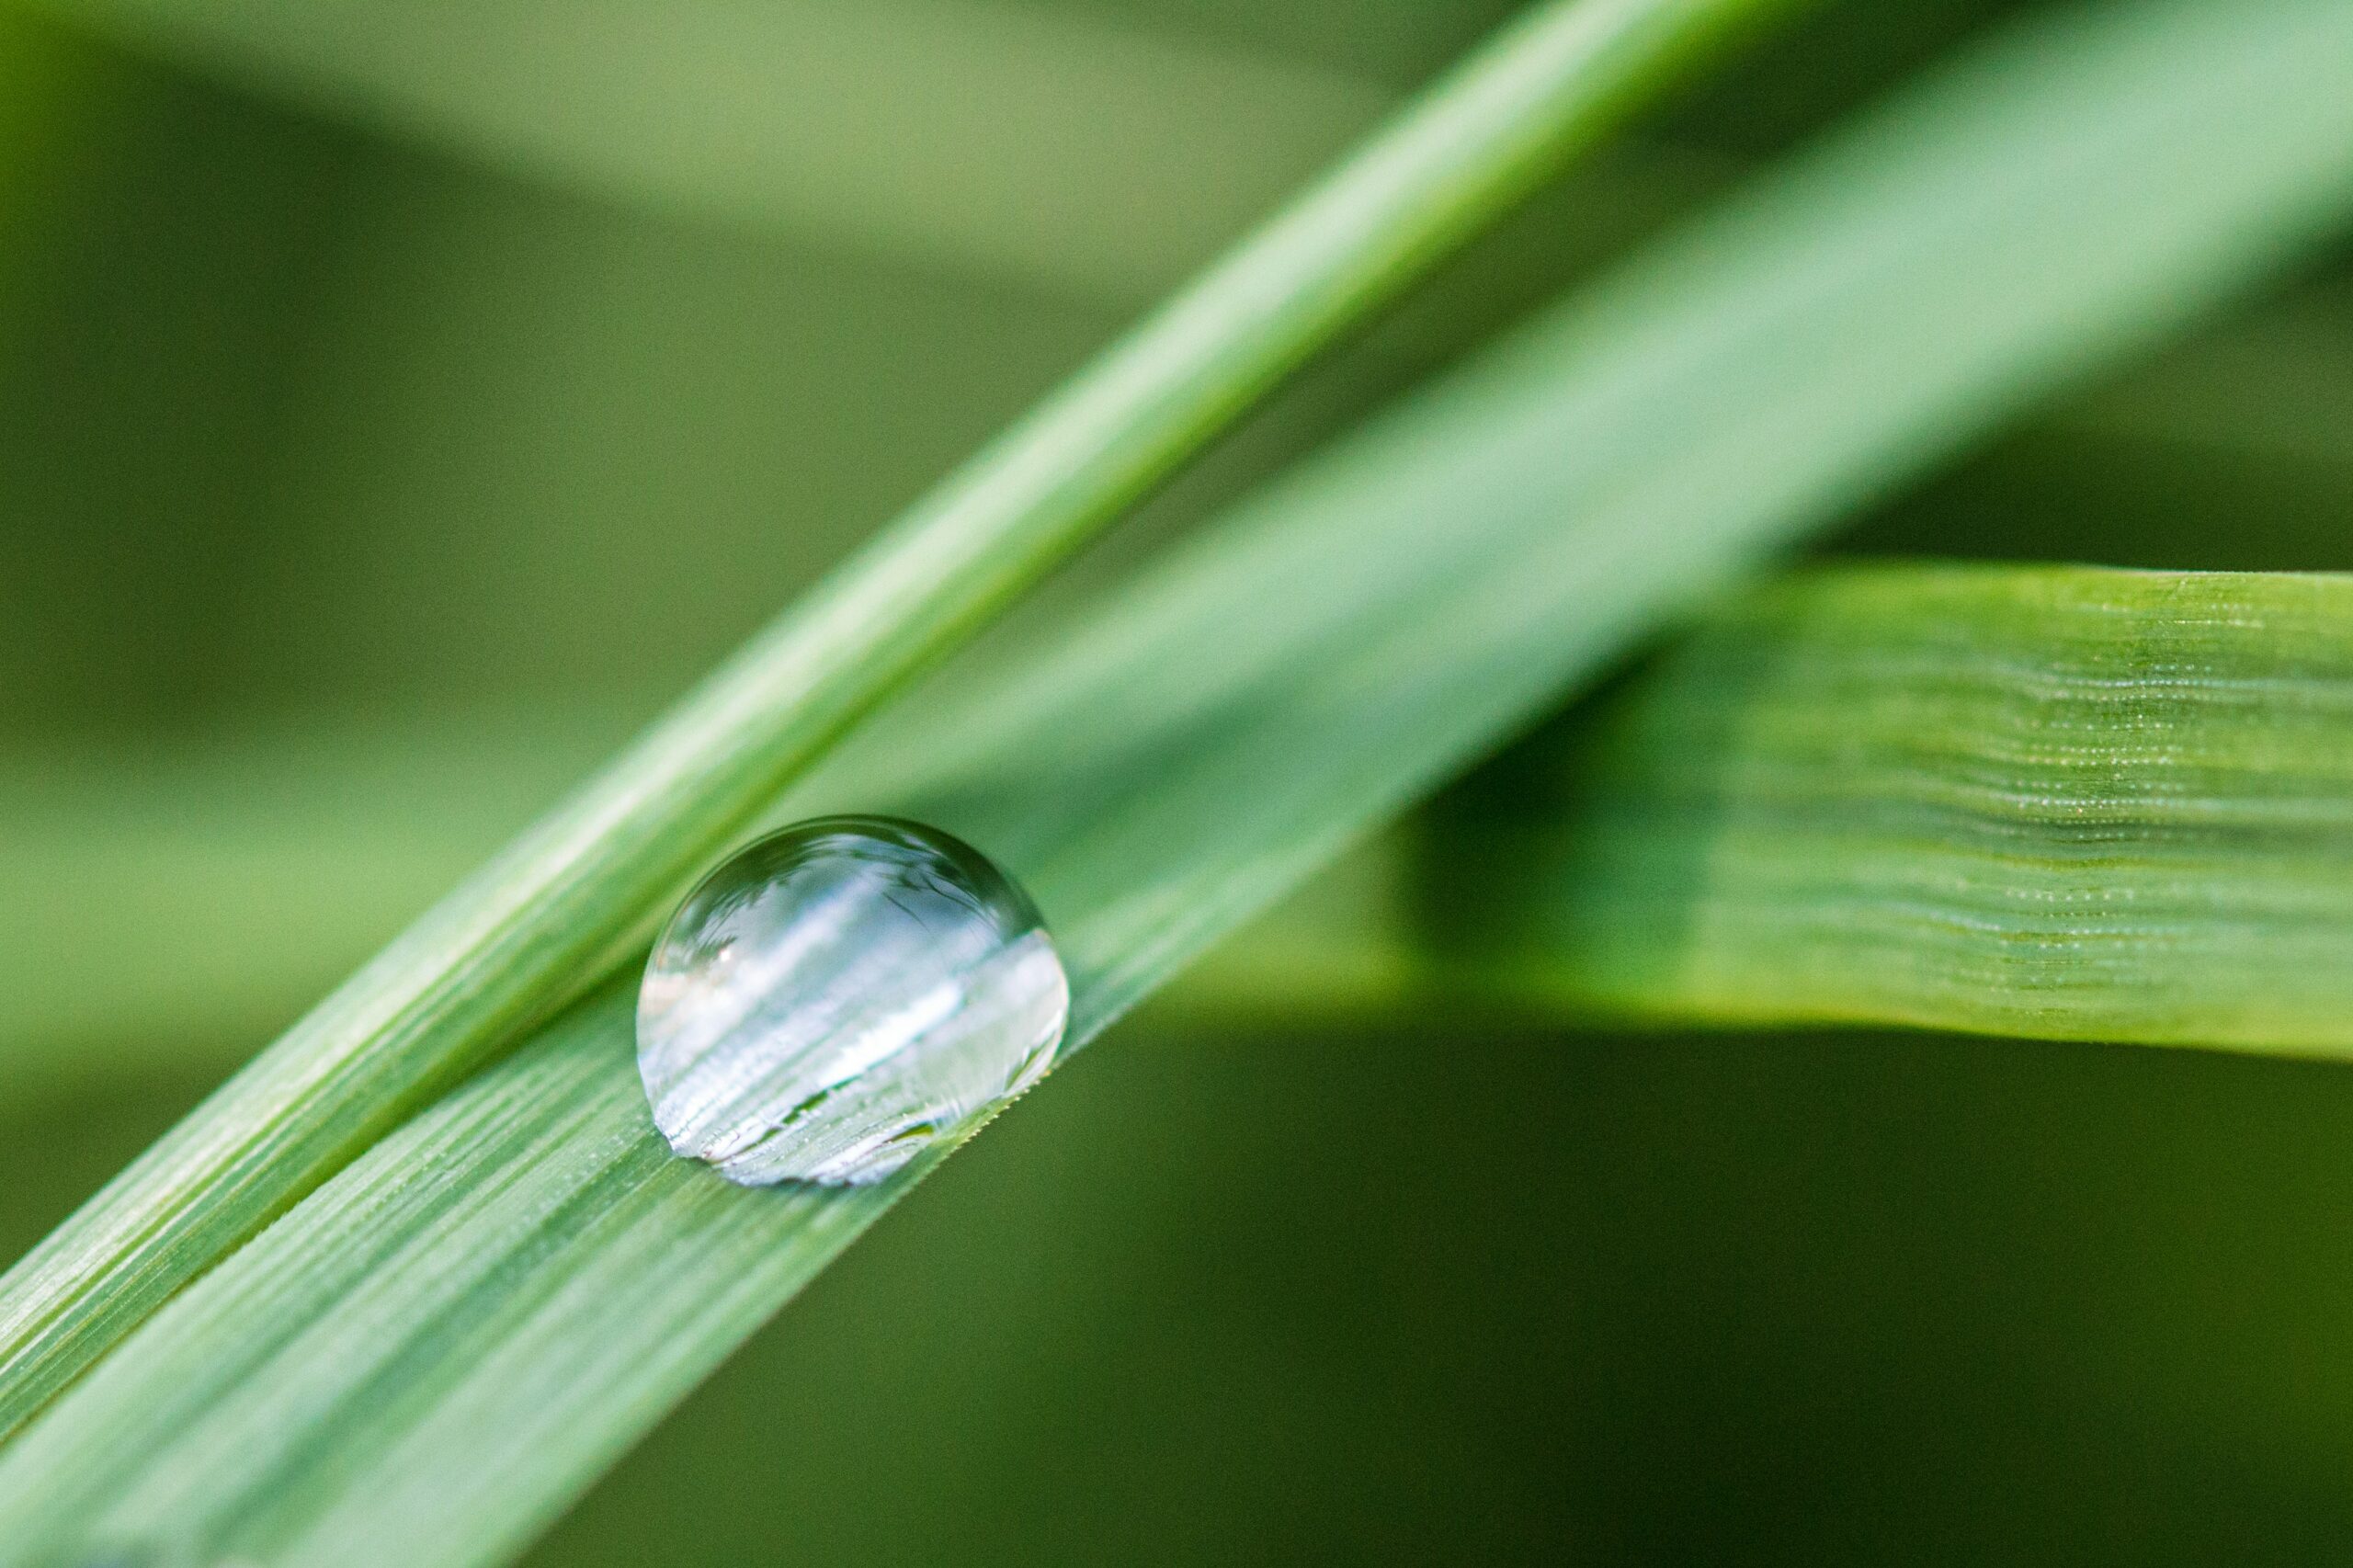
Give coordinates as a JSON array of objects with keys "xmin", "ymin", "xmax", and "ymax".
[{"xmin": 0, "ymin": 1070, "xmax": 221, "ymax": 1275}]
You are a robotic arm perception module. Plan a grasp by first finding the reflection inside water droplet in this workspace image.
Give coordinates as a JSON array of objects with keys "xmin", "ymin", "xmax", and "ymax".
[{"xmin": 636, "ymin": 816, "xmax": 1069, "ymax": 1187}]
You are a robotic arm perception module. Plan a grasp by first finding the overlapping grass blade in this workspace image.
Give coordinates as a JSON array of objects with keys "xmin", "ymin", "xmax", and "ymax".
[
  {"xmin": 1432, "ymin": 562, "xmax": 2353, "ymax": 1051},
  {"xmin": 0, "ymin": 0, "xmax": 1782, "ymax": 1436},
  {"xmin": 2, "ymin": 0, "xmax": 2349, "ymax": 1560}
]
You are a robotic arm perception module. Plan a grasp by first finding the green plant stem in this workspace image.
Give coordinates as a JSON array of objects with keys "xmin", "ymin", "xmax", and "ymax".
[{"xmin": 0, "ymin": 0, "xmax": 1793, "ymax": 1437}]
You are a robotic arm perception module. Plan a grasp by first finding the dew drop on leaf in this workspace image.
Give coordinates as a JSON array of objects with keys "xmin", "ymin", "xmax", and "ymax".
[{"xmin": 636, "ymin": 816, "xmax": 1069, "ymax": 1187}]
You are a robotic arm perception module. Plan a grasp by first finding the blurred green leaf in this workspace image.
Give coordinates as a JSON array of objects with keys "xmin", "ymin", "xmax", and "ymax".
[
  {"xmin": 2054, "ymin": 278, "xmax": 2353, "ymax": 478},
  {"xmin": 0, "ymin": 10, "xmax": 357, "ymax": 739},
  {"xmin": 1432, "ymin": 563, "xmax": 2353, "ymax": 1052},
  {"xmin": 1847, "ymin": 277, "xmax": 2353, "ymax": 575},
  {"xmin": 0, "ymin": 0, "xmax": 1792, "ymax": 1443},
  {"xmin": 4, "ymin": 0, "xmax": 2351, "ymax": 1559},
  {"xmin": 28, "ymin": 0, "xmax": 1392, "ymax": 301}
]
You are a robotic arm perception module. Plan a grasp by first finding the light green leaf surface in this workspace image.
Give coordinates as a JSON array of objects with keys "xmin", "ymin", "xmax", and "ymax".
[
  {"xmin": 1435, "ymin": 562, "xmax": 2353, "ymax": 1051},
  {"xmin": 0, "ymin": 0, "xmax": 1775, "ymax": 1437},
  {"xmin": 3, "ymin": 0, "xmax": 2350, "ymax": 1560}
]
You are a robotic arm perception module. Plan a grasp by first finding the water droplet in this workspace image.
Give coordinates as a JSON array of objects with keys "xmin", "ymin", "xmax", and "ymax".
[{"xmin": 636, "ymin": 816, "xmax": 1069, "ymax": 1187}]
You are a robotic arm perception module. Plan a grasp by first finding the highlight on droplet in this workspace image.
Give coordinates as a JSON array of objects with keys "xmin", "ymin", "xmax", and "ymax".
[{"xmin": 635, "ymin": 816, "xmax": 1069, "ymax": 1187}]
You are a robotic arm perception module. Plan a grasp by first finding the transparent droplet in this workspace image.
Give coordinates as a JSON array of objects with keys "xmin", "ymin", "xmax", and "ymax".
[{"xmin": 636, "ymin": 816, "xmax": 1069, "ymax": 1187}]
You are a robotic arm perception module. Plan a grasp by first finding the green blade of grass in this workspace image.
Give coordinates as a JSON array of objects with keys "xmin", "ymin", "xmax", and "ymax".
[
  {"xmin": 0, "ymin": 0, "xmax": 1789, "ymax": 1437},
  {"xmin": 1432, "ymin": 562, "xmax": 2353, "ymax": 1051},
  {"xmin": 3, "ymin": 0, "xmax": 2350, "ymax": 1559}
]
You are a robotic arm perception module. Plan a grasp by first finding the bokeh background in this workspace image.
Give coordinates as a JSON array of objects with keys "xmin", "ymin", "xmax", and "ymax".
[{"xmin": 5, "ymin": 0, "xmax": 2353, "ymax": 1562}]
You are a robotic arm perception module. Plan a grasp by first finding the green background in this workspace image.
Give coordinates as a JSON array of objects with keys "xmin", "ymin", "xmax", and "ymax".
[{"xmin": 4, "ymin": 0, "xmax": 2352, "ymax": 1559}]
